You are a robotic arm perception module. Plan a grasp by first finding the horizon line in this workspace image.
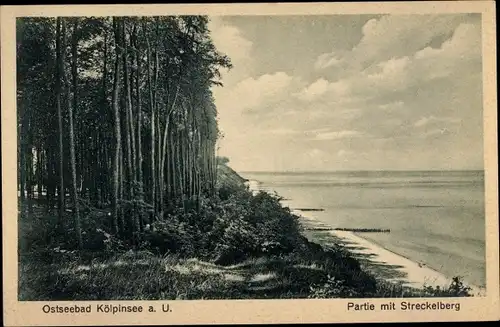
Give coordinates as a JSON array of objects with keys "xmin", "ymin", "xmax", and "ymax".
[{"xmin": 237, "ymin": 169, "xmax": 485, "ymax": 173}]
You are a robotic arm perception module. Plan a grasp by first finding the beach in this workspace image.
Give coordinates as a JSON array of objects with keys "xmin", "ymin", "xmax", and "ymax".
[
  {"xmin": 243, "ymin": 170, "xmax": 486, "ymax": 296},
  {"xmin": 298, "ymin": 212, "xmax": 485, "ymax": 296}
]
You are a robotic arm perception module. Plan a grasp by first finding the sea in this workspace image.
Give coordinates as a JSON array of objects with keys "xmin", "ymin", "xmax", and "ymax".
[{"xmin": 240, "ymin": 170, "xmax": 486, "ymax": 288}]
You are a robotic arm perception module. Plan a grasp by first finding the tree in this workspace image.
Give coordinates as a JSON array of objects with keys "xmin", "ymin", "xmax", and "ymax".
[
  {"xmin": 69, "ymin": 18, "xmax": 83, "ymax": 248},
  {"xmin": 111, "ymin": 17, "xmax": 122, "ymax": 234},
  {"xmin": 56, "ymin": 17, "xmax": 65, "ymax": 226}
]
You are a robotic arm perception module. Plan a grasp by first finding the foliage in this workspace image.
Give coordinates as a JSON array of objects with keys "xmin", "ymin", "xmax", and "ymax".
[
  {"xmin": 309, "ymin": 275, "xmax": 360, "ymax": 298},
  {"xmin": 422, "ymin": 276, "xmax": 473, "ymax": 297}
]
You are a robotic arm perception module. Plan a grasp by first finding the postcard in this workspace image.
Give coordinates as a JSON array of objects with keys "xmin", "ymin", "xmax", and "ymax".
[{"xmin": 1, "ymin": 1, "xmax": 498, "ymax": 325}]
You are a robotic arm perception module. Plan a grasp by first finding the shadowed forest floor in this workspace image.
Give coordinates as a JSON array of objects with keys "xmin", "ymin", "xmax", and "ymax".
[{"xmin": 20, "ymin": 252, "xmax": 347, "ymax": 300}]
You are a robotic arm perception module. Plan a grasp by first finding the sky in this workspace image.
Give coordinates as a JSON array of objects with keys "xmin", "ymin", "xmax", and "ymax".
[{"xmin": 208, "ymin": 14, "xmax": 484, "ymax": 172}]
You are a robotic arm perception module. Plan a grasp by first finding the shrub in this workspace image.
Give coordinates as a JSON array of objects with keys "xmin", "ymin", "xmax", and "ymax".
[
  {"xmin": 309, "ymin": 275, "xmax": 361, "ymax": 298},
  {"xmin": 214, "ymin": 219, "xmax": 260, "ymax": 265},
  {"xmin": 142, "ymin": 217, "xmax": 197, "ymax": 257},
  {"xmin": 422, "ymin": 276, "xmax": 473, "ymax": 297}
]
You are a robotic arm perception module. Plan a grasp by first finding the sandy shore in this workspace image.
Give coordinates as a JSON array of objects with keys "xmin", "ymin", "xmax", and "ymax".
[{"xmin": 298, "ymin": 212, "xmax": 485, "ymax": 296}]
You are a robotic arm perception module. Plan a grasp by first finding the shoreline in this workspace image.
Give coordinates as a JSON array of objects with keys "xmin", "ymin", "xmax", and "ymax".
[
  {"xmin": 245, "ymin": 179, "xmax": 485, "ymax": 296},
  {"xmin": 299, "ymin": 213, "xmax": 485, "ymax": 297},
  {"xmin": 352, "ymin": 230, "xmax": 486, "ymax": 290}
]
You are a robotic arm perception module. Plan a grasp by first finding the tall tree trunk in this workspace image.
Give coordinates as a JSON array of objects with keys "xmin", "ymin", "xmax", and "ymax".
[
  {"xmin": 122, "ymin": 18, "xmax": 139, "ymax": 239},
  {"xmin": 56, "ymin": 17, "xmax": 65, "ymax": 227},
  {"xmin": 19, "ymin": 143, "xmax": 25, "ymax": 201},
  {"xmin": 125, "ymin": 24, "xmax": 137, "ymax": 188},
  {"xmin": 144, "ymin": 19, "xmax": 155, "ymax": 217},
  {"xmin": 159, "ymin": 82, "xmax": 181, "ymax": 214},
  {"xmin": 26, "ymin": 139, "xmax": 33, "ymax": 213},
  {"xmin": 18, "ymin": 98, "xmax": 26, "ymax": 203},
  {"xmin": 134, "ymin": 24, "xmax": 143, "ymax": 197},
  {"xmin": 155, "ymin": 113, "xmax": 161, "ymax": 213},
  {"xmin": 37, "ymin": 147, "xmax": 43, "ymax": 197},
  {"xmin": 69, "ymin": 19, "xmax": 83, "ymax": 249},
  {"xmin": 170, "ymin": 131, "xmax": 177, "ymax": 197},
  {"xmin": 46, "ymin": 146, "xmax": 55, "ymax": 211},
  {"xmin": 101, "ymin": 27, "xmax": 109, "ymax": 207},
  {"xmin": 121, "ymin": 20, "xmax": 134, "ymax": 200},
  {"xmin": 154, "ymin": 22, "xmax": 161, "ymax": 213},
  {"xmin": 119, "ymin": 146, "xmax": 125, "ymax": 230},
  {"xmin": 111, "ymin": 17, "xmax": 122, "ymax": 235}
]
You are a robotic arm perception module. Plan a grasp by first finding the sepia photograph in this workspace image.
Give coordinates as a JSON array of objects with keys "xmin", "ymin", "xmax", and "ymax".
[{"xmin": 2, "ymin": 1, "xmax": 499, "ymax": 325}]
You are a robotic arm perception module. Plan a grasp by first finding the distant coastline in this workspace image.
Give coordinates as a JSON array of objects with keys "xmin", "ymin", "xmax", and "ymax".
[{"xmin": 240, "ymin": 169, "xmax": 484, "ymax": 174}]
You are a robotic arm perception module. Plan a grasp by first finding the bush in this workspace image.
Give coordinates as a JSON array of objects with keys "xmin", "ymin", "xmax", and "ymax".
[
  {"xmin": 422, "ymin": 276, "xmax": 473, "ymax": 297},
  {"xmin": 309, "ymin": 275, "xmax": 361, "ymax": 298},
  {"xmin": 142, "ymin": 217, "xmax": 198, "ymax": 257}
]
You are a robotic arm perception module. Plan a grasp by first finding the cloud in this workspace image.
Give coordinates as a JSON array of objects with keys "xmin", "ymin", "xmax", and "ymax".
[
  {"xmin": 209, "ymin": 17, "xmax": 254, "ymax": 85},
  {"xmin": 415, "ymin": 23, "xmax": 481, "ymax": 60},
  {"xmin": 214, "ymin": 71, "xmax": 300, "ymax": 123},
  {"xmin": 421, "ymin": 128, "xmax": 451, "ymax": 138},
  {"xmin": 378, "ymin": 101, "xmax": 405, "ymax": 110},
  {"xmin": 337, "ymin": 149, "xmax": 353, "ymax": 157},
  {"xmin": 413, "ymin": 22, "xmax": 481, "ymax": 80},
  {"xmin": 294, "ymin": 78, "xmax": 349, "ymax": 102},
  {"xmin": 304, "ymin": 149, "xmax": 330, "ymax": 163},
  {"xmin": 309, "ymin": 20, "xmax": 481, "ymax": 106},
  {"xmin": 294, "ymin": 78, "xmax": 329, "ymax": 100},
  {"xmin": 265, "ymin": 128, "xmax": 301, "ymax": 136},
  {"xmin": 352, "ymin": 14, "xmax": 469, "ymax": 66},
  {"xmin": 296, "ymin": 55, "xmax": 413, "ymax": 104},
  {"xmin": 360, "ymin": 56, "xmax": 412, "ymax": 93},
  {"xmin": 313, "ymin": 130, "xmax": 363, "ymax": 141},
  {"xmin": 313, "ymin": 15, "xmax": 469, "ymax": 73},
  {"xmin": 314, "ymin": 52, "xmax": 344, "ymax": 70},
  {"xmin": 209, "ymin": 17, "xmax": 253, "ymax": 64},
  {"xmin": 414, "ymin": 116, "xmax": 461, "ymax": 127}
]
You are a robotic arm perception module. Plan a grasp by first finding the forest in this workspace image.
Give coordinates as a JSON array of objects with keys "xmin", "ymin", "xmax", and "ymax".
[
  {"xmin": 18, "ymin": 16, "xmax": 230, "ymax": 249},
  {"xmin": 17, "ymin": 16, "xmax": 471, "ymax": 300}
]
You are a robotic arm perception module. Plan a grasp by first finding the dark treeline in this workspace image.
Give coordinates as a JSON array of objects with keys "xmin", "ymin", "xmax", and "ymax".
[{"xmin": 17, "ymin": 16, "xmax": 231, "ymax": 249}]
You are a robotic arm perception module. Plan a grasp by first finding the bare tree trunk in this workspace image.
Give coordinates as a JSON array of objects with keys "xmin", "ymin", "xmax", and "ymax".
[
  {"xmin": 111, "ymin": 17, "xmax": 122, "ymax": 235},
  {"xmin": 159, "ymin": 83, "xmax": 180, "ymax": 214},
  {"xmin": 101, "ymin": 27, "xmax": 108, "ymax": 207},
  {"xmin": 120, "ymin": 23, "xmax": 132, "ymax": 201},
  {"xmin": 134, "ymin": 24, "xmax": 143, "ymax": 196},
  {"xmin": 37, "ymin": 147, "xmax": 43, "ymax": 197},
  {"xmin": 19, "ymin": 142, "xmax": 26, "ymax": 201},
  {"xmin": 170, "ymin": 131, "xmax": 177, "ymax": 197},
  {"xmin": 18, "ymin": 98, "xmax": 26, "ymax": 203},
  {"xmin": 56, "ymin": 17, "xmax": 65, "ymax": 227},
  {"xmin": 144, "ymin": 19, "xmax": 155, "ymax": 218},
  {"xmin": 121, "ymin": 19, "xmax": 135, "ymax": 200},
  {"xmin": 68, "ymin": 19, "xmax": 83, "ymax": 249},
  {"xmin": 153, "ymin": 19, "xmax": 160, "ymax": 215},
  {"xmin": 119, "ymin": 147, "xmax": 124, "ymax": 230},
  {"xmin": 26, "ymin": 139, "xmax": 33, "ymax": 213}
]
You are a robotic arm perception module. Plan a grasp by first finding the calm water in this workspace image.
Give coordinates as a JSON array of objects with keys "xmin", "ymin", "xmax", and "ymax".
[{"xmin": 241, "ymin": 170, "xmax": 486, "ymax": 287}]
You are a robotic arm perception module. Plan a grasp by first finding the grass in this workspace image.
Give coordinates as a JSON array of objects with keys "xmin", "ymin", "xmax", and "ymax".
[
  {"xmin": 19, "ymin": 249, "xmax": 372, "ymax": 300},
  {"xmin": 19, "ymin": 247, "xmax": 473, "ymax": 300}
]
